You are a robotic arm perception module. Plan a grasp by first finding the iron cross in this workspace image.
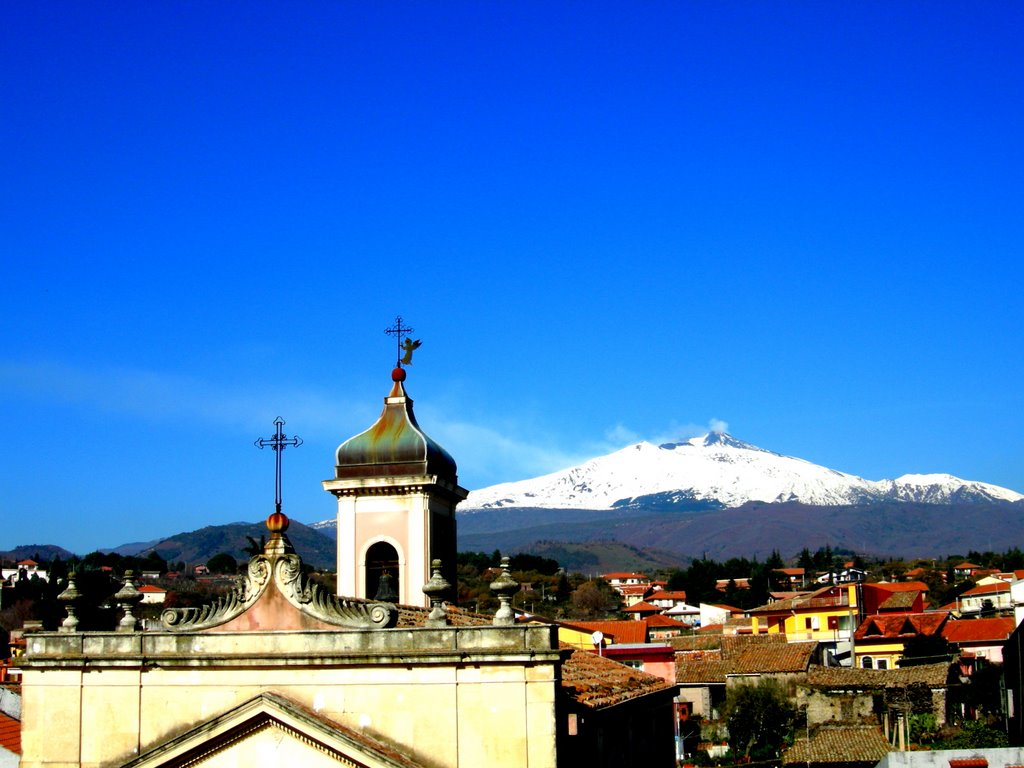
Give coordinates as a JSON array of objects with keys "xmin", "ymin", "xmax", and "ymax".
[
  {"xmin": 384, "ymin": 315, "xmax": 418, "ymax": 367},
  {"xmin": 254, "ymin": 417, "xmax": 303, "ymax": 514}
]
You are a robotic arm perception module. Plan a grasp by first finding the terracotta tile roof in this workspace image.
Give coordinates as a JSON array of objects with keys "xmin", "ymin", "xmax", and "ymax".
[
  {"xmin": 670, "ymin": 634, "xmax": 729, "ymax": 652},
  {"xmin": 0, "ymin": 711, "xmax": 20, "ymax": 755},
  {"xmin": 954, "ymin": 562, "xmax": 983, "ymax": 570},
  {"xmin": 622, "ymin": 601, "xmax": 660, "ymax": 613},
  {"xmin": 676, "ymin": 637, "xmax": 815, "ymax": 682},
  {"xmin": 905, "ymin": 568, "xmax": 926, "ymax": 577},
  {"xmin": 960, "ymin": 581, "xmax": 1010, "ymax": 596},
  {"xmin": 783, "ymin": 724, "xmax": 890, "ymax": 765},
  {"xmin": 560, "ymin": 648, "xmax": 674, "ymax": 709},
  {"xmin": 138, "ymin": 584, "xmax": 167, "ymax": 593},
  {"xmin": 871, "ymin": 580, "xmax": 929, "ymax": 593},
  {"xmin": 676, "ymin": 656, "xmax": 730, "ymax": 684},
  {"xmin": 775, "ymin": 568, "xmax": 805, "ymax": 576},
  {"xmin": 855, "ymin": 612, "xmax": 947, "ymax": 641},
  {"xmin": 948, "ymin": 760, "xmax": 988, "ymax": 768},
  {"xmin": 942, "ymin": 617, "xmax": 1016, "ymax": 644},
  {"xmin": 704, "ymin": 603, "xmax": 743, "ymax": 613},
  {"xmin": 749, "ymin": 585, "xmax": 838, "ymax": 613},
  {"xmin": 770, "ymin": 591, "xmax": 813, "ymax": 601},
  {"xmin": 804, "ymin": 662, "xmax": 951, "ymax": 689},
  {"xmin": 567, "ymin": 620, "xmax": 648, "ymax": 645},
  {"xmin": 878, "ymin": 590, "xmax": 920, "ymax": 610},
  {"xmin": 728, "ymin": 642, "xmax": 816, "ymax": 675},
  {"xmin": 646, "ymin": 614, "xmax": 687, "ymax": 628}
]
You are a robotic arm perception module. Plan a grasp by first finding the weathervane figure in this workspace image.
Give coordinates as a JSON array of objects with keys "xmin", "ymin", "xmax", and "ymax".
[
  {"xmin": 385, "ymin": 315, "xmax": 422, "ymax": 367},
  {"xmin": 254, "ymin": 417, "xmax": 303, "ymax": 514}
]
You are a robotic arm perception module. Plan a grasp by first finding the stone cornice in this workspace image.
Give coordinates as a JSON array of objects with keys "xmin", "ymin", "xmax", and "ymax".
[{"xmin": 21, "ymin": 625, "xmax": 563, "ymax": 669}]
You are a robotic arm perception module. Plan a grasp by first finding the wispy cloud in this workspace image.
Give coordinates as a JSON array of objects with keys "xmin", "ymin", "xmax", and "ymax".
[
  {"xmin": 424, "ymin": 409, "xmax": 733, "ymax": 490},
  {"xmin": 0, "ymin": 359, "xmax": 373, "ymax": 436},
  {"xmin": 2, "ymin": 359, "xmax": 731, "ymax": 491}
]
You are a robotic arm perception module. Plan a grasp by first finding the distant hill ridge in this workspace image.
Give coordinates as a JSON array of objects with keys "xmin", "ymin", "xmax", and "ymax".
[{"xmin": 4, "ymin": 521, "xmax": 336, "ymax": 570}]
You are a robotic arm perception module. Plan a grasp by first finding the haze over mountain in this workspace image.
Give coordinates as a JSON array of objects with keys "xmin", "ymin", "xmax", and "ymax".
[{"xmin": 461, "ymin": 432, "xmax": 1024, "ymax": 511}]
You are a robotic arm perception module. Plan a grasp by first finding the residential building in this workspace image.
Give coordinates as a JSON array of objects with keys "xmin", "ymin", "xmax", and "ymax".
[
  {"xmin": 941, "ymin": 616, "xmax": 1016, "ymax": 663},
  {"xmin": 699, "ymin": 603, "xmax": 742, "ymax": 628},
  {"xmin": 956, "ymin": 581, "xmax": 1013, "ymax": 616},
  {"xmin": 797, "ymin": 663, "xmax": 952, "ymax": 729},
  {"xmin": 748, "ymin": 583, "xmax": 860, "ymax": 652},
  {"xmin": 861, "ymin": 581, "xmax": 929, "ymax": 615},
  {"xmin": 674, "ymin": 634, "xmax": 818, "ymax": 719},
  {"xmin": 602, "ymin": 572, "xmax": 652, "ymax": 606},
  {"xmin": 852, "ymin": 612, "xmax": 949, "ymax": 670},
  {"xmin": 782, "ymin": 723, "xmax": 891, "ymax": 768},
  {"xmin": 953, "ymin": 562, "xmax": 985, "ymax": 580}
]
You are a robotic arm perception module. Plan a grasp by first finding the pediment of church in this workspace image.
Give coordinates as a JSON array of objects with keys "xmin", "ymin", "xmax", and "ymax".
[
  {"xmin": 122, "ymin": 691, "xmax": 424, "ymax": 768},
  {"xmin": 160, "ymin": 522, "xmax": 398, "ymax": 632}
]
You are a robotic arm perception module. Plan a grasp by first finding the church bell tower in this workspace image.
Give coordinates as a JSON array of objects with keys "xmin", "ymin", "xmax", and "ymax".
[{"xmin": 323, "ymin": 327, "xmax": 466, "ymax": 606}]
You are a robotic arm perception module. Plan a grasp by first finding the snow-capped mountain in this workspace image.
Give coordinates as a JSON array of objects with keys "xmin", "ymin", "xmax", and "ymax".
[{"xmin": 460, "ymin": 432, "xmax": 1023, "ymax": 511}]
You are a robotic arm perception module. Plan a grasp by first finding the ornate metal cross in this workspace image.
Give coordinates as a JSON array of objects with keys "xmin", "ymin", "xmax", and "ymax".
[
  {"xmin": 384, "ymin": 315, "xmax": 421, "ymax": 367},
  {"xmin": 254, "ymin": 417, "xmax": 303, "ymax": 514}
]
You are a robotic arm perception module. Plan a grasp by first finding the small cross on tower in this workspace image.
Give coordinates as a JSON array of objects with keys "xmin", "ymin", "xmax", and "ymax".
[
  {"xmin": 385, "ymin": 315, "xmax": 421, "ymax": 367},
  {"xmin": 254, "ymin": 417, "xmax": 303, "ymax": 514}
]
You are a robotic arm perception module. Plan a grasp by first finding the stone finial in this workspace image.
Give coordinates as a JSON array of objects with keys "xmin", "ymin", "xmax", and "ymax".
[
  {"xmin": 422, "ymin": 559, "xmax": 451, "ymax": 627},
  {"xmin": 114, "ymin": 570, "xmax": 143, "ymax": 632},
  {"xmin": 58, "ymin": 571, "xmax": 80, "ymax": 633},
  {"xmin": 490, "ymin": 557, "xmax": 520, "ymax": 626},
  {"xmin": 264, "ymin": 511, "xmax": 295, "ymax": 556}
]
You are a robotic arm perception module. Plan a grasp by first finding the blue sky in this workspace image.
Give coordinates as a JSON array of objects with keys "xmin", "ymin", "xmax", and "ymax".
[{"xmin": 3, "ymin": 3, "xmax": 1023, "ymax": 554}]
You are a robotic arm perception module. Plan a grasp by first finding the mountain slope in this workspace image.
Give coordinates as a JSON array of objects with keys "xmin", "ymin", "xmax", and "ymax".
[
  {"xmin": 457, "ymin": 500, "xmax": 1024, "ymax": 561},
  {"xmin": 461, "ymin": 433, "xmax": 1023, "ymax": 511}
]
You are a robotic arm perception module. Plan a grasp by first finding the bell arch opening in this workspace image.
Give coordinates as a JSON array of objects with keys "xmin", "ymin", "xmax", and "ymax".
[{"xmin": 365, "ymin": 541, "xmax": 400, "ymax": 601}]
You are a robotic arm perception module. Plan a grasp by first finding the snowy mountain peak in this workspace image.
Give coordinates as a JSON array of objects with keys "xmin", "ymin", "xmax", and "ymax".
[
  {"xmin": 657, "ymin": 431, "xmax": 766, "ymax": 452},
  {"xmin": 461, "ymin": 434, "xmax": 1024, "ymax": 512}
]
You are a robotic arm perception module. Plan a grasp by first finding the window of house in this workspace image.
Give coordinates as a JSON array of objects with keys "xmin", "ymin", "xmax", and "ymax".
[
  {"xmin": 877, "ymin": 659, "xmax": 888, "ymax": 670},
  {"xmin": 861, "ymin": 657, "xmax": 873, "ymax": 669},
  {"xmin": 805, "ymin": 617, "xmax": 813, "ymax": 629}
]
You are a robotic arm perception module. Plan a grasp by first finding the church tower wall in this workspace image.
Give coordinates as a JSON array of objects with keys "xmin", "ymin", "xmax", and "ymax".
[{"xmin": 324, "ymin": 366, "xmax": 465, "ymax": 605}]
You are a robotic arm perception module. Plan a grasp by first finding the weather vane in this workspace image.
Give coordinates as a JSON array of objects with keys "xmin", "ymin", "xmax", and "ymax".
[
  {"xmin": 254, "ymin": 417, "xmax": 302, "ymax": 514},
  {"xmin": 385, "ymin": 315, "xmax": 422, "ymax": 367}
]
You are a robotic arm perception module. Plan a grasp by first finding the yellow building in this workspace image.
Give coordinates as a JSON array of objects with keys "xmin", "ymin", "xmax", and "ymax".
[{"xmin": 749, "ymin": 584, "xmax": 860, "ymax": 644}]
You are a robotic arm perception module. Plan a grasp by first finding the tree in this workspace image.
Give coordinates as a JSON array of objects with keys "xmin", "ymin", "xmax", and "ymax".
[
  {"xmin": 243, "ymin": 536, "xmax": 265, "ymax": 558},
  {"xmin": 944, "ymin": 719, "xmax": 1009, "ymax": 749},
  {"xmin": 722, "ymin": 681, "xmax": 795, "ymax": 758},
  {"xmin": 570, "ymin": 580, "xmax": 619, "ymax": 619},
  {"xmin": 206, "ymin": 553, "xmax": 238, "ymax": 574}
]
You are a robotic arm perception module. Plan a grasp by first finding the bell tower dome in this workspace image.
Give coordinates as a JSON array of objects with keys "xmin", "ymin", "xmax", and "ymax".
[{"xmin": 323, "ymin": 365, "xmax": 467, "ymax": 606}]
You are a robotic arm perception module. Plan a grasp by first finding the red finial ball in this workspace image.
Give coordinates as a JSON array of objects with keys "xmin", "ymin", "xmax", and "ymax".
[
  {"xmin": 267, "ymin": 511, "xmax": 290, "ymax": 533},
  {"xmin": 392, "ymin": 367, "xmax": 407, "ymax": 382}
]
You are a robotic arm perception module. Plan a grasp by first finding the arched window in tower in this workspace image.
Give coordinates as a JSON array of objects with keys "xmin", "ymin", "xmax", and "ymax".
[{"xmin": 365, "ymin": 542, "xmax": 400, "ymax": 602}]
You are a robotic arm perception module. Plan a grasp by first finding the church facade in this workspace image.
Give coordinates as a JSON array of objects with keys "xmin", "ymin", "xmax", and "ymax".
[{"xmin": 18, "ymin": 364, "xmax": 676, "ymax": 767}]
